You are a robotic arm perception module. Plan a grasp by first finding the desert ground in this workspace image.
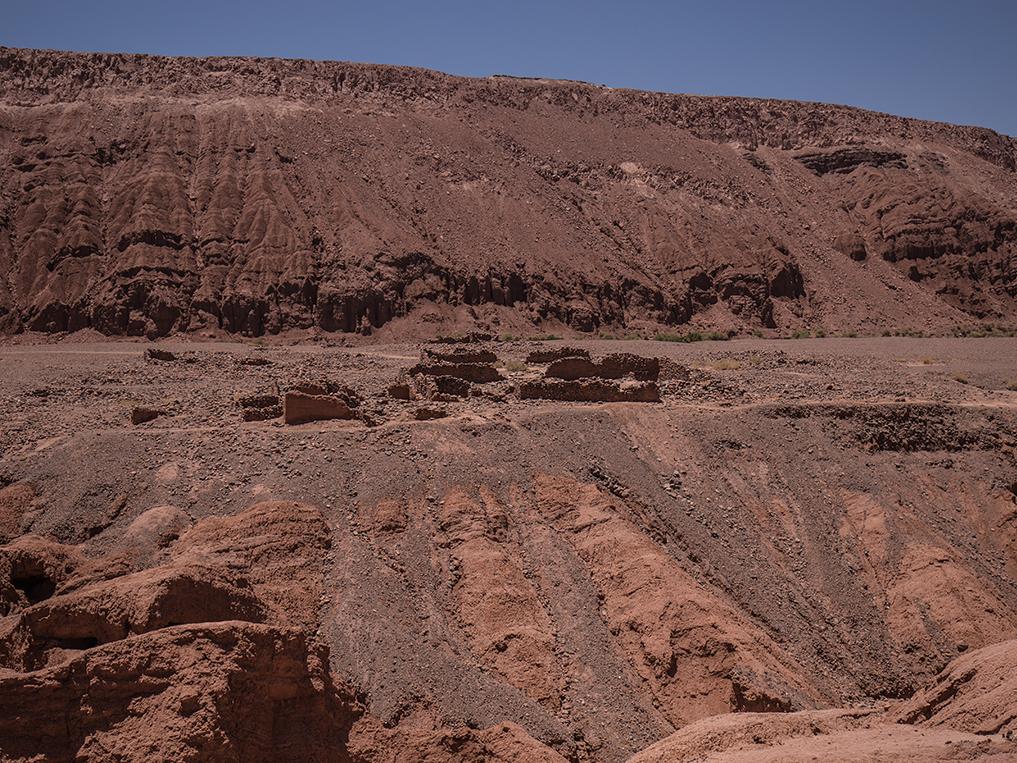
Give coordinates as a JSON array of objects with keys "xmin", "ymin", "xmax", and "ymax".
[
  {"xmin": 3, "ymin": 44, "xmax": 1017, "ymax": 762},
  {"xmin": 1, "ymin": 333, "xmax": 1016, "ymax": 761}
]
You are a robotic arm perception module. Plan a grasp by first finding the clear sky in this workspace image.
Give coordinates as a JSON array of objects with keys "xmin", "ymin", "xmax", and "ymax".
[{"xmin": 4, "ymin": 0, "xmax": 1016, "ymax": 136}]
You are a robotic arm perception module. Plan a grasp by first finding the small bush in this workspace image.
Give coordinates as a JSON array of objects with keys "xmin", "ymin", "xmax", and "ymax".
[
  {"xmin": 654, "ymin": 330, "xmax": 730, "ymax": 343},
  {"xmin": 655, "ymin": 332, "xmax": 692, "ymax": 343}
]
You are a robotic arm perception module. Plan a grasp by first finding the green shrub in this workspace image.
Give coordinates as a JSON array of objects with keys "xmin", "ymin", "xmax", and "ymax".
[{"xmin": 654, "ymin": 330, "xmax": 731, "ymax": 343}]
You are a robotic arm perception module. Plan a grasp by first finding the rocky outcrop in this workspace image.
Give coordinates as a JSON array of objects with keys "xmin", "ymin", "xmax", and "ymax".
[
  {"xmin": 0, "ymin": 564, "xmax": 266, "ymax": 671},
  {"xmin": 519, "ymin": 351, "xmax": 662, "ymax": 401},
  {"xmin": 0, "ymin": 500, "xmax": 361, "ymax": 762},
  {"xmin": 894, "ymin": 639, "xmax": 1017, "ymax": 737},
  {"xmin": 0, "ymin": 622, "xmax": 359, "ymax": 763},
  {"xmin": 0, "ymin": 483, "xmax": 36, "ymax": 544},
  {"xmin": 423, "ymin": 346, "xmax": 499, "ymax": 365},
  {"xmin": 626, "ymin": 708, "xmax": 1017, "ymax": 763},
  {"xmin": 2, "ymin": 47, "xmax": 1016, "ymax": 338},
  {"xmin": 795, "ymin": 146, "xmax": 908, "ymax": 175}
]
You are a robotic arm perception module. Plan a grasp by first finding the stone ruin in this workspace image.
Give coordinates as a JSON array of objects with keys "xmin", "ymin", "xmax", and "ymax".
[
  {"xmin": 519, "ymin": 350, "xmax": 662, "ymax": 403},
  {"xmin": 230, "ymin": 344, "xmax": 663, "ymax": 428}
]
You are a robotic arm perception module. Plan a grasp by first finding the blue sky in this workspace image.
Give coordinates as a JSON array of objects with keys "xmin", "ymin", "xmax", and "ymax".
[{"xmin": 4, "ymin": 0, "xmax": 1016, "ymax": 136}]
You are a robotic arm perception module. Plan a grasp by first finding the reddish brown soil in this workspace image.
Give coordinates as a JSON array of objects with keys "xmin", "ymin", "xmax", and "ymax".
[
  {"xmin": 1, "ymin": 47, "xmax": 1017, "ymax": 340},
  {"xmin": 1, "ymin": 335, "xmax": 1016, "ymax": 760}
]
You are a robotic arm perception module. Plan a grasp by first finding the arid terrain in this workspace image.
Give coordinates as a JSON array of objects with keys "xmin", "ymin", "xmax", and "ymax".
[
  {"xmin": 1, "ymin": 334, "xmax": 1016, "ymax": 761},
  {"xmin": 1, "ymin": 47, "xmax": 1017, "ymax": 341},
  {"xmin": 2, "ymin": 45, "xmax": 1017, "ymax": 761}
]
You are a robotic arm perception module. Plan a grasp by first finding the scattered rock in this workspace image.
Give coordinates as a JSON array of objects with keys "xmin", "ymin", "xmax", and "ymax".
[
  {"xmin": 833, "ymin": 233, "xmax": 868, "ymax": 261},
  {"xmin": 144, "ymin": 348, "xmax": 176, "ymax": 362},
  {"xmin": 423, "ymin": 346, "xmax": 498, "ymax": 365},
  {"xmin": 237, "ymin": 355, "xmax": 273, "ymax": 367},
  {"xmin": 409, "ymin": 362, "xmax": 503, "ymax": 383},
  {"xmin": 545, "ymin": 352, "xmax": 660, "ymax": 382},
  {"xmin": 518, "ymin": 379, "xmax": 661, "ymax": 402},
  {"xmin": 414, "ymin": 407, "xmax": 449, "ymax": 420},
  {"xmin": 237, "ymin": 393, "xmax": 282, "ymax": 421}
]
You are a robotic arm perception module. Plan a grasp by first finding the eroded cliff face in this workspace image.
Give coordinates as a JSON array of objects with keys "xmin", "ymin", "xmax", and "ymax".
[{"xmin": 1, "ymin": 47, "xmax": 1015, "ymax": 339}]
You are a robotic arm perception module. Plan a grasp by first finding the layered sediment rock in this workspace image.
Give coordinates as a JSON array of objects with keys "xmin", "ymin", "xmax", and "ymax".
[{"xmin": 1, "ymin": 47, "xmax": 1016, "ymax": 338}]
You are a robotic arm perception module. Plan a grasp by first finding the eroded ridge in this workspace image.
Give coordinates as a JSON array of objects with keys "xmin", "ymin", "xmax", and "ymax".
[{"xmin": 1, "ymin": 47, "xmax": 1016, "ymax": 339}]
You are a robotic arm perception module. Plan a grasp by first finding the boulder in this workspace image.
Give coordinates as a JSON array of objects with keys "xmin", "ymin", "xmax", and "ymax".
[
  {"xmin": 144, "ymin": 348, "xmax": 176, "ymax": 362},
  {"xmin": 131, "ymin": 406, "xmax": 165, "ymax": 425}
]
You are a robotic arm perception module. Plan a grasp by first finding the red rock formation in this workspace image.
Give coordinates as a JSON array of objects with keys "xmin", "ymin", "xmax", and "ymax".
[
  {"xmin": 1, "ymin": 47, "xmax": 1016, "ymax": 338},
  {"xmin": 894, "ymin": 639, "xmax": 1017, "ymax": 737},
  {"xmin": 627, "ymin": 708, "xmax": 1017, "ymax": 762},
  {"xmin": 0, "ymin": 622, "xmax": 358, "ymax": 762}
]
